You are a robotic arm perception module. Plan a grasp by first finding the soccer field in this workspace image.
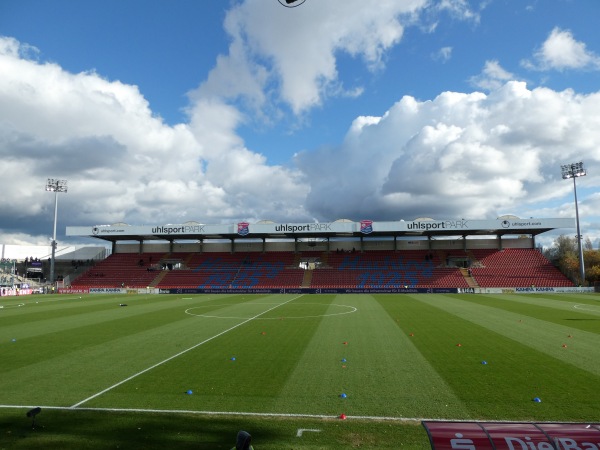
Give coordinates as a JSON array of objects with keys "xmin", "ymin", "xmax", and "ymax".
[{"xmin": 1, "ymin": 292, "xmax": 599, "ymax": 448}]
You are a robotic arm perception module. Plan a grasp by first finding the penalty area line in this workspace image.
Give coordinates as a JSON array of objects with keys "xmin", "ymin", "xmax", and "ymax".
[{"xmin": 70, "ymin": 294, "xmax": 303, "ymax": 409}]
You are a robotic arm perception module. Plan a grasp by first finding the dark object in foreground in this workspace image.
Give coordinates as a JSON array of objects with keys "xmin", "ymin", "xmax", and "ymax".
[
  {"xmin": 232, "ymin": 430, "xmax": 254, "ymax": 450},
  {"xmin": 26, "ymin": 407, "xmax": 41, "ymax": 429}
]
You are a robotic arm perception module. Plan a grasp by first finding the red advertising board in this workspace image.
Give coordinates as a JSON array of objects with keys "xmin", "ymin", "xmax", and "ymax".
[
  {"xmin": 423, "ymin": 421, "xmax": 600, "ymax": 450},
  {"xmin": 538, "ymin": 423, "xmax": 600, "ymax": 450}
]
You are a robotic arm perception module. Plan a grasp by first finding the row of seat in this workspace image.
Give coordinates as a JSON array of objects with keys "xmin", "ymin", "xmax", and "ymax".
[{"xmin": 70, "ymin": 249, "xmax": 573, "ymax": 289}]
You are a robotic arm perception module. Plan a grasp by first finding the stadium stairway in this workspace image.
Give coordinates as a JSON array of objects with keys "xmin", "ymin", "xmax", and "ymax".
[
  {"xmin": 459, "ymin": 267, "xmax": 480, "ymax": 288},
  {"xmin": 148, "ymin": 269, "xmax": 169, "ymax": 287},
  {"xmin": 301, "ymin": 269, "xmax": 313, "ymax": 288}
]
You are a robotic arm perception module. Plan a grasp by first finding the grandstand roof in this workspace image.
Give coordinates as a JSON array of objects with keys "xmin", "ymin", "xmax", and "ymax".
[{"xmin": 66, "ymin": 217, "xmax": 575, "ymax": 244}]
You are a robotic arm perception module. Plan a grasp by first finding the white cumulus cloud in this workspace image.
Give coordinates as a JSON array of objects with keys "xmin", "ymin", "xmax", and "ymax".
[
  {"xmin": 470, "ymin": 60, "xmax": 515, "ymax": 91},
  {"xmin": 297, "ymin": 81, "xmax": 600, "ymax": 226},
  {"xmin": 523, "ymin": 27, "xmax": 600, "ymax": 71},
  {"xmin": 193, "ymin": 0, "xmax": 431, "ymax": 114},
  {"xmin": 0, "ymin": 36, "xmax": 308, "ymax": 244}
]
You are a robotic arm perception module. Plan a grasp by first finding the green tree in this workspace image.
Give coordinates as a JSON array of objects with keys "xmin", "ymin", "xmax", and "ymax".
[
  {"xmin": 584, "ymin": 249, "xmax": 600, "ymax": 284},
  {"xmin": 546, "ymin": 234, "xmax": 600, "ymax": 285},
  {"xmin": 587, "ymin": 265, "xmax": 600, "ymax": 284}
]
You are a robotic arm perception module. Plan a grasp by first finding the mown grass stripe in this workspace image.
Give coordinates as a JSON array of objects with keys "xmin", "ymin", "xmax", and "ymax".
[
  {"xmin": 81, "ymin": 295, "xmax": 319, "ymax": 410},
  {"xmin": 418, "ymin": 294, "xmax": 600, "ymax": 376},
  {"xmin": 0, "ymin": 295, "xmax": 246, "ymax": 374},
  {"xmin": 71, "ymin": 294, "xmax": 303, "ymax": 408},
  {"xmin": 457, "ymin": 293, "xmax": 600, "ymax": 334},
  {"xmin": 273, "ymin": 294, "xmax": 471, "ymax": 419},
  {"xmin": 0, "ymin": 294, "xmax": 298, "ymax": 406},
  {"xmin": 404, "ymin": 294, "xmax": 599, "ymax": 421}
]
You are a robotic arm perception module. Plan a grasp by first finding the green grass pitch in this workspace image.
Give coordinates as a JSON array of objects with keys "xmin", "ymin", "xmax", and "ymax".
[{"xmin": 1, "ymin": 292, "xmax": 599, "ymax": 448}]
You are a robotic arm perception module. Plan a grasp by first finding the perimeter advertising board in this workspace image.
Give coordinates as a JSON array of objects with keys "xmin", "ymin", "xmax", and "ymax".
[
  {"xmin": 423, "ymin": 421, "xmax": 600, "ymax": 450},
  {"xmin": 158, "ymin": 288, "xmax": 458, "ymax": 294}
]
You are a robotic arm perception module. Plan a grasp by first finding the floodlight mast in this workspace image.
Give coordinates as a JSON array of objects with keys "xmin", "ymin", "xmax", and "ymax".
[
  {"xmin": 561, "ymin": 162, "xmax": 586, "ymax": 285},
  {"xmin": 45, "ymin": 179, "xmax": 67, "ymax": 286}
]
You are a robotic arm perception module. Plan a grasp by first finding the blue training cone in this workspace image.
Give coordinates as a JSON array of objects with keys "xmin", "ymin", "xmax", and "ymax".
[
  {"xmin": 533, "ymin": 397, "xmax": 542, "ymax": 403},
  {"xmin": 186, "ymin": 390, "xmax": 193, "ymax": 395},
  {"xmin": 481, "ymin": 361, "xmax": 487, "ymax": 365},
  {"xmin": 341, "ymin": 358, "xmax": 346, "ymax": 363},
  {"xmin": 231, "ymin": 357, "xmax": 236, "ymax": 361},
  {"xmin": 340, "ymin": 393, "xmax": 347, "ymax": 398}
]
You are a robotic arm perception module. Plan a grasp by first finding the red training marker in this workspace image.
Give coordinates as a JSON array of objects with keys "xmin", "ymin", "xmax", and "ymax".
[{"xmin": 339, "ymin": 414, "xmax": 347, "ymax": 420}]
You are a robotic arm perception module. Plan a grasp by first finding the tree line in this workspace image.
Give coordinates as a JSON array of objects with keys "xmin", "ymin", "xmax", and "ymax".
[{"xmin": 543, "ymin": 235, "xmax": 600, "ymax": 286}]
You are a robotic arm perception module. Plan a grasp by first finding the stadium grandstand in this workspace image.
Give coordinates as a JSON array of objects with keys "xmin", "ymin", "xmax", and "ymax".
[
  {"xmin": 0, "ymin": 244, "xmax": 107, "ymax": 294},
  {"xmin": 52, "ymin": 216, "xmax": 585, "ymax": 295}
]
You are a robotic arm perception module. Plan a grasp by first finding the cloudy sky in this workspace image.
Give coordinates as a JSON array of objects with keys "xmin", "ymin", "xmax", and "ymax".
[{"xmin": 0, "ymin": 0, "xmax": 599, "ymax": 250}]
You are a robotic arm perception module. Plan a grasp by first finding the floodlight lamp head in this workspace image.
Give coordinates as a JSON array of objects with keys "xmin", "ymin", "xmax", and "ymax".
[
  {"xmin": 45, "ymin": 178, "xmax": 68, "ymax": 193},
  {"xmin": 561, "ymin": 162, "xmax": 586, "ymax": 179}
]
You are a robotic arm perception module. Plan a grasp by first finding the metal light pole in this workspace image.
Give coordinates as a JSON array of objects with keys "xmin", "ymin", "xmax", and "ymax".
[
  {"xmin": 561, "ymin": 162, "xmax": 586, "ymax": 285},
  {"xmin": 45, "ymin": 179, "xmax": 68, "ymax": 285}
]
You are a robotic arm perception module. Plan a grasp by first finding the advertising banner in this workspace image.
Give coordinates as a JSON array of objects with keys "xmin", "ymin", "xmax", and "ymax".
[
  {"xmin": 423, "ymin": 421, "xmax": 600, "ymax": 450},
  {"xmin": 0, "ymin": 288, "xmax": 33, "ymax": 297},
  {"xmin": 89, "ymin": 288, "xmax": 125, "ymax": 294},
  {"xmin": 58, "ymin": 288, "xmax": 89, "ymax": 294},
  {"xmin": 159, "ymin": 287, "xmax": 458, "ymax": 295}
]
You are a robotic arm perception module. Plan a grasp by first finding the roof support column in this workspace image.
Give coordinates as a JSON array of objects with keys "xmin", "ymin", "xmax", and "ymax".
[{"xmin": 497, "ymin": 234, "xmax": 503, "ymax": 251}]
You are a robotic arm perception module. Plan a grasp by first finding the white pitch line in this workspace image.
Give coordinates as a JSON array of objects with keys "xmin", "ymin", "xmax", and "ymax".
[
  {"xmin": 70, "ymin": 294, "xmax": 303, "ymax": 409},
  {"xmin": 297, "ymin": 428, "xmax": 321, "ymax": 437},
  {"xmin": 574, "ymin": 304, "xmax": 600, "ymax": 313},
  {"xmin": 0, "ymin": 404, "xmax": 454, "ymax": 422},
  {"xmin": 1, "ymin": 405, "xmax": 596, "ymax": 426}
]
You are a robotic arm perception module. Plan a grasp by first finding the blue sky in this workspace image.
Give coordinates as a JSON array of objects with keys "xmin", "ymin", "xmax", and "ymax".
[{"xmin": 0, "ymin": 0, "xmax": 599, "ymax": 250}]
